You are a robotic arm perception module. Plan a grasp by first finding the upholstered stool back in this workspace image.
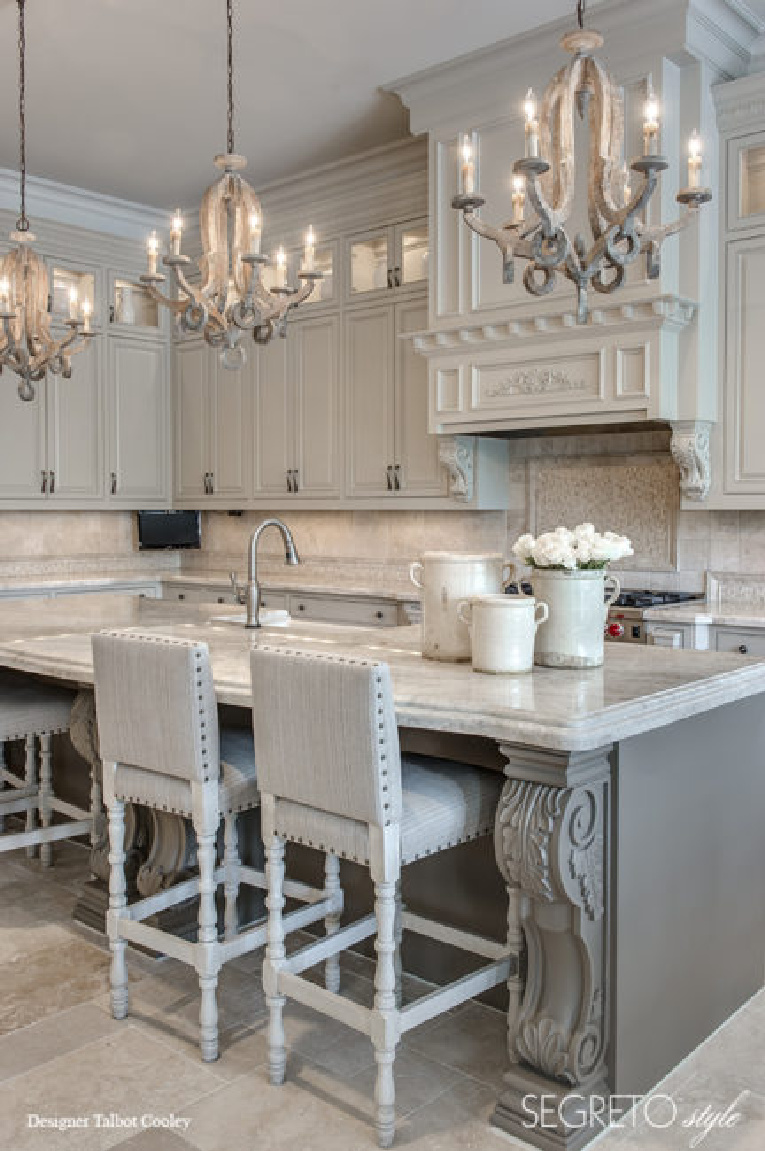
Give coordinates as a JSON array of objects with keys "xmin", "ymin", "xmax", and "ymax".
[
  {"xmin": 93, "ymin": 631, "xmax": 219, "ymax": 783},
  {"xmin": 250, "ymin": 646, "xmax": 402, "ymax": 828}
]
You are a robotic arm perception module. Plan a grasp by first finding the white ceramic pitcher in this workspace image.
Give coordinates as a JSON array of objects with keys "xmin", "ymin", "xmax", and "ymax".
[
  {"xmin": 409, "ymin": 552, "xmax": 512, "ymax": 661},
  {"xmin": 458, "ymin": 594, "xmax": 549, "ymax": 674},
  {"xmin": 531, "ymin": 569, "xmax": 621, "ymax": 668}
]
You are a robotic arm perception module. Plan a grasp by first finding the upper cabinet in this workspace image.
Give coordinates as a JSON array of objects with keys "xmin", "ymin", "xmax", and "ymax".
[
  {"xmin": 108, "ymin": 272, "xmax": 166, "ymax": 338},
  {"xmin": 346, "ymin": 218, "xmax": 428, "ymax": 303},
  {"xmin": 727, "ymin": 131, "xmax": 765, "ymax": 232},
  {"xmin": 107, "ymin": 336, "xmax": 168, "ymax": 506},
  {"xmin": 175, "ymin": 339, "xmax": 252, "ymax": 504}
]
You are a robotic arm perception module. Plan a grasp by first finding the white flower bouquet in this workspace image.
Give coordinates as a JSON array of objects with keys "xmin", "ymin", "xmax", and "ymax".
[{"xmin": 511, "ymin": 523, "xmax": 633, "ymax": 571}]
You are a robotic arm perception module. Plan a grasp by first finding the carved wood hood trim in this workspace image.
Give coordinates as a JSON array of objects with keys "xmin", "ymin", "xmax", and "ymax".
[{"xmin": 411, "ymin": 294, "xmax": 697, "ymax": 357}]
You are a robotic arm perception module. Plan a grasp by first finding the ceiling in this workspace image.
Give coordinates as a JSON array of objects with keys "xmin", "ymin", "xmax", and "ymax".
[{"xmin": 0, "ymin": 0, "xmax": 763, "ymax": 211}]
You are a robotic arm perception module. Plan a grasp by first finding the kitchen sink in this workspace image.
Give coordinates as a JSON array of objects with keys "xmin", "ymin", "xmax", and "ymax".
[{"xmin": 210, "ymin": 609, "xmax": 291, "ymax": 627}]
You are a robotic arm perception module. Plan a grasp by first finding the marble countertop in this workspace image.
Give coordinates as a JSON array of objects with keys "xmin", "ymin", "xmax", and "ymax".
[
  {"xmin": 0, "ymin": 593, "xmax": 763, "ymax": 753},
  {"xmin": 643, "ymin": 601, "xmax": 765, "ymax": 628}
]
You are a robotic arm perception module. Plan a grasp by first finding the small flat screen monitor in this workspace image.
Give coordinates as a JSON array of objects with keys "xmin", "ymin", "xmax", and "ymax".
[{"xmin": 137, "ymin": 510, "xmax": 201, "ymax": 550}]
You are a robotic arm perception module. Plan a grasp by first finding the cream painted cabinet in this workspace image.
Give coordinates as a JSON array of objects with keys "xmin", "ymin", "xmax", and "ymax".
[
  {"xmin": 254, "ymin": 314, "xmax": 341, "ymax": 499},
  {"xmin": 345, "ymin": 218, "xmax": 428, "ymax": 303},
  {"xmin": 0, "ymin": 377, "xmax": 47, "ymax": 500},
  {"xmin": 107, "ymin": 336, "xmax": 169, "ymax": 505},
  {"xmin": 347, "ymin": 295, "xmax": 443, "ymax": 498},
  {"xmin": 0, "ymin": 337, "xmax": 102, "ymax": 505},
  {"xmin": 722, "ymin": 235, "xmax": 765, "ymax": 498},
  {"xmin": 175, "ymin": 339, "xmax": 252, "ymax": 504},
  {"xmin": 46, "ymin": 331, "xmax": 103, "ymax": 500}
]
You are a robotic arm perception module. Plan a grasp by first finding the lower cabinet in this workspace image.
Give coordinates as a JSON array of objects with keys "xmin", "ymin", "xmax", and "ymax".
[
  {"xmin": 107, "ymin": 336, "xmax": 169, "ymax": 505},
  {"xmin": 712, "ymin": 626, "xmax": 765, "ymax": 656},
  {"xmin": 162, "ymin": 581, "xmax": 408, "ymax": 626}
]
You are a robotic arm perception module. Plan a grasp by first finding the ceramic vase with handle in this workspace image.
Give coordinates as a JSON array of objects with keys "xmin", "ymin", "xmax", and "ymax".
[
  {"xmin": 458, "ymin": 594, "xmax": 549, "ymax": 674},
  {"xmin": 531, "ymin": 568, "xmax": 621, "ymax": 668},
  {"xmin": 409, "ymin": 552, "xmax": 512, "ymax": 661}
]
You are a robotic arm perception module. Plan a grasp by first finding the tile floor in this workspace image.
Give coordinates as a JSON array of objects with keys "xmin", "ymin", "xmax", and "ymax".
[{"xmin": 0, "ymin": 840, "xmax": 763, "ymax": 1151}]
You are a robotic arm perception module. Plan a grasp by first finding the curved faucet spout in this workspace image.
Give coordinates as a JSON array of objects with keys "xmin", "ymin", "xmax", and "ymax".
[{"xmin": 246, "ymin": 518, "xmax": 300, "ymax": 628}]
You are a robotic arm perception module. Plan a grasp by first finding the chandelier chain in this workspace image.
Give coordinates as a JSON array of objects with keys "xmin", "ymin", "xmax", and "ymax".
[
  {"xmin": 577, "ymin": 0, "xmax": 585, "ymax": 30},
  {"xmin": 226, "ymin": 0, "xmax": 234, "ymax": 154},
  {"xmin": 16, "ymin": 0, "xmax": 28, "ymax": 232}
]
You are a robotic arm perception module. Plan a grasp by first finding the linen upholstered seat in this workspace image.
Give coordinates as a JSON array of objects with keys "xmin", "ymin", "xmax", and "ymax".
[
  {"xmin": 250, "ymin": 644, "xmax": 513, "ymax": 1148},
  {"xmin": 0, "ymin": 674, "xmax": 90, "ymax": 867},
  {"xmin": 92, "ymin": 630, "xmax": 328, "ymax": 1064}
]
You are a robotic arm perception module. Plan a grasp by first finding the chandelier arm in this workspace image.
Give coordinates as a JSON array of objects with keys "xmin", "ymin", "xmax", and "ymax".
[
  {"xmin": 141, "ymin": 279, "xmax": 188, "ymax": 316},
  {"xmin": 460, "ymin": 208, "xmax": 515, "ymax": 257},
  {"xmin": 636, "ymin": 206, "xmax": 696, "ymax": 246}
]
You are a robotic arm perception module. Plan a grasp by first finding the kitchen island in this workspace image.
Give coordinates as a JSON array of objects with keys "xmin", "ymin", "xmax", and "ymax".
[{"xmin": 0, "ymin": 592, "xmax": 763, "ymax": 1151}]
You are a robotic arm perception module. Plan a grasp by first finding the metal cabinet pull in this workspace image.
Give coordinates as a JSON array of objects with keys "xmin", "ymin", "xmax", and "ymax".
[
  {"xmin": 386, "ymin": 465, "xmax": 393, "ymax": 491},
  {"xmin": 110, "ymin": 471, "xmax": 117, "ymax": 495},
  {"xmin": 40, "ymin": 469, "xmax": 47, "ymax": 494},
  {"xmin": 293, "ymin": 469, "xmax": 299, "ymax": 493},
  {"xmin": 393, "ymin": 464, "xmax": 401, "ymax": 490},
  {"xmin": 739, "ymin": 644, "xmax": 749, "ymax": 654},
  {"xmin": 394, "ymin": 266, "xmax": 402, "ymax": 287},
  {"xmin": 109, "ymin": 305, "xmax": 115, "ymax": 324},
  {"xmin": 286, "ymin": 470, "xmax": 293, "ymax": 493},
  {"xmin": 386, "ymin": 268, "xmax": 394, "ymax": 290},
  {"xmin": 209, "ymin": 471, "xmax": 214, "ymax": 495},
  {"xmin": 49, "ymin": 470, "xmax": 55, "ymax": 494}
]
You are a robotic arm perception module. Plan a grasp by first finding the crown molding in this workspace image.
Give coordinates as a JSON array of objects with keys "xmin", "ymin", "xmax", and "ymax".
[
  {"xmin": 0, "ymin": 169, "xmax": 167, "ymax": 241},
  {"xmin": 714, "ymin": 65, "xmax": 765, "ymax": 128}
]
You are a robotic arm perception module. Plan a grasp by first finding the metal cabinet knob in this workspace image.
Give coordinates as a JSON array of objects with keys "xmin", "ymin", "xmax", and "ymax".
[
  {"xmin": 297, "ymin": 603, "xmax": 305, "ymax": 612},
  {"xmin": 376, "ymin": 610, "xmax": 384, "ymax": 620},
  {"xmin": 178, "ymin": 593, "xmax": 185, "ymax": 601},
  {"xmin": 739, "ymin": 644, "xmax": 749, "ymax": 654}
]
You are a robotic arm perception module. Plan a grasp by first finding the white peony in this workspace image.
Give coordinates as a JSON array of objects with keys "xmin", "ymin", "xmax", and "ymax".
[{"xmin": 511, "ymin": 524, "xmax": 634, "ymax": 569}]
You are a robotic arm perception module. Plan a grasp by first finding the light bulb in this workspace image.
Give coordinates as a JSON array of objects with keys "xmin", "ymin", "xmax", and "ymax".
[
  {"xmin": 170, "ymin": 210, "xmax": 183, "ymax": 255},
  {"xmin": 511, "ymin": 175, "xmax": 526, "ymax": 225},
  {"xmin": 146, "ymin": 231, "xmax": 160, "ymax": 275},
  {"xmin": 524, "ymin": 89, "xmax": 540, "ymax": 159},
  {"xmin": 249, "ymin": 210, "xmax": 262, "ymax": 256},
  {"xmin": 275, "ymin": 246, "xmax": 287, "ymax": 288},
  {"xmin": 0, "ymin": 277, "xmax": 10, "ymax": 309},
  {"xmin": 643, "ymin": 89, "xmax": 660, "ymax": 155},
  {"xmin": 303, "ymin": 226, "xmax": 316, "ymax": 272},
  {"xmin": 81, "ymin": 298, "xmax": 92, "ymax": 331},
  {"xmin": 459, "ymin": 133, "xmax": 476, "ymax": 195},
  {"xmin": 69, "ymin": 285, "xmax": 79, "ymax": 321},
  {"xmin": 688, "ymin": 130, "xmax": 703, "ymax": 188},
  {"xmin": 524, "ymin": 88, "xmax": 537, "ymax": 123}
]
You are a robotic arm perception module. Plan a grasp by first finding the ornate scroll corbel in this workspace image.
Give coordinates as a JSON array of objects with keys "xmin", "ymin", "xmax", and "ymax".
[
  {"xmin": 438, "ymin": 435, "xmax": 475, "ymax": 501},
  {"xmin": 670, "ymin": 420, "xmax": 712, "ymax": 502}
]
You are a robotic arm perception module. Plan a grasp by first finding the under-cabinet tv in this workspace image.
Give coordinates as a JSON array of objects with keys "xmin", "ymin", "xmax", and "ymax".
[{"xmin": 137, "ymin": 510, "xmax": 201, "ymax": 550}]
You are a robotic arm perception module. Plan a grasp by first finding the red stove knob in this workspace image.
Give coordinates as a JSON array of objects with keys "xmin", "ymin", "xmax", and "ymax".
[{"xmin": 607, "ymin": 622, "xmax": 625, "ymax": 638}]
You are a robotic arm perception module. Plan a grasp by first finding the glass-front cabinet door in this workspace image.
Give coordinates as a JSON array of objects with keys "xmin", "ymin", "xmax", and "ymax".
[
  {"xmin": 108, "ymin": 271, "xmax": 164, "ymax": 336},
  {"xmin": 345, "ymin": 220, "xmax": 429, "ymax": 302},
  {"xmin": 397, "ymin": 220, "xmax": 429, "ymax": 288},
  {"xmin": 49, "ymin": 263, "xmax": 98, "ymax": 327},
  {"xmin": 347, "ymin": 228, "xmax": 392, "ymax": 300},
  {"xmin": 729, "ymin": 131, "xmax": 765, "ymax": 231}
]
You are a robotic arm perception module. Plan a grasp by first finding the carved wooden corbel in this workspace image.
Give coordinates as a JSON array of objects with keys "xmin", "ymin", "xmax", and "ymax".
[
  {"xmin": 438, "ymin": 434, "xmax": 475, "ymax": 501},
  {"xmin": 670, "ymin": 420, "xmax": 712, "ymax": 502}
]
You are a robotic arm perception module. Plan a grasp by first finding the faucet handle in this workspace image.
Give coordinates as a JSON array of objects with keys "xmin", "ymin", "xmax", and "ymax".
[{"xmin": 229, "ymin": 571, "xmax": 247, "ymax": 606}]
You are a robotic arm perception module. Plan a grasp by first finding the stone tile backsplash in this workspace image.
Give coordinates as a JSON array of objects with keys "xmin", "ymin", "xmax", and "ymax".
[{"xmin": 0, "ymin": 431, "xmax": 764, "ymax": 597}]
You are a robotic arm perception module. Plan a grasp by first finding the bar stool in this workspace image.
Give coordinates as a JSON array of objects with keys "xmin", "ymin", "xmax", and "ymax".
[
  {"xmin": 92, "ymin": 630, "xmax": 331, "ymax": 1063},
  {"xmin": 250, "ymin": 644, "xmax": 513, "ymax": 1148},
  {"xmin": 0, "ymin": 676, "xmax": 89, "ymax": 866}
]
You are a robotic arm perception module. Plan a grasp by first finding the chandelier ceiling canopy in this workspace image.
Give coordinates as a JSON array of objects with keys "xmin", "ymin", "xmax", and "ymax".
[
  {"xmin": 0, "ymin": 0, "xmax": 94, "ymax": 402},
  {"xmin": 141, "ymin": 0, "xmax": 321, "ymax": 369},
  {"xmin": 452, "ymin": 0, "xmax": 712, "ymax": 324}
]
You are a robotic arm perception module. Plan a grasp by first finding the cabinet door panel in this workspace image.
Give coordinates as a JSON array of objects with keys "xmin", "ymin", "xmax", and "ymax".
[
  {"xmin": 211, "ymin": 353, "xmax": 253, "ymax": 500},
  {"xmin": 0, "ymin": 376, "xmax": 47, "ymax": 499},
  {"xmin": 174, "ymin": 340, "xmax": 209, "ymax": 501},
  {"xmin": 725, "ymin": 238, "xmax": 765, "ymax": 494},
  {"xmin": 346, "ymin": 306, "xmax": 395, "ymax": 497},
  {"xmin": 108, "ymin": 337, "xmax": 168, "ymax": 503},
  {"xmin": 293, "ymin": 315, "xmax": 341, "ymax": 497},
  {"xmin": 394, "ymin": 300, "xmax": 446, "ymax": 497},
  {"xmin": 47, "ymin": 335, "xmax": 103, "ymax": 500},
  {"xmin": 254, "ymin": 337, "xmax": 292, "ymax": 496}
]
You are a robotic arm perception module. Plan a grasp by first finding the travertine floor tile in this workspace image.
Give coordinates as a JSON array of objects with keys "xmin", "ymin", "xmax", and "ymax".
[
  {"xmin": 114, "ymin": 1131, "xmax": 196, "ymax": 1151},
  {"xmin": 0, "ymin": 1026, "xmax": 225, "ymax": 1151},
  {"xmin": 404, "ymin": 1000, "xmax": 508, "ymax": 1091},
  {"xmin": 0, "ymin": 1002, "xmax": 122, "ymax": 1082},
  {"xmin": 0, "ymin": 931, "xmax": 111, "ymax": 1035}
]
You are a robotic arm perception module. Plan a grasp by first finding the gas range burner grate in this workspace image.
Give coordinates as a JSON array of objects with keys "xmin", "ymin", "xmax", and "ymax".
[{"xmin": 613, "ymin": 590, "xmax": 702, "ymax": 609}]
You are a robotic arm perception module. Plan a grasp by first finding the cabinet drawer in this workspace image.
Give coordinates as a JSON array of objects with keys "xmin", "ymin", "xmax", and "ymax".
[
  {"xmin": 166, "ymin": 585, "xmax": 235, "ymax": 605},
  {"xmin": 713, "ymin": 627, "xmax": 765, "ymax": 656},
  {"xmin": 288, "ymin": 593, "xmax": 397, "ymax": 627},
  {"xmin": 259, "ymin": 591, "xmax": 289, "ymax": 612}
]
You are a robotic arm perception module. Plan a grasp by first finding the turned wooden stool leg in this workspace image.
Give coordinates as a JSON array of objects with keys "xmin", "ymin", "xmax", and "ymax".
[
  {"xmin": 324, "ymin": 852, "xmax": 341, "ymax": 993},
  {"xmin": 394, "ymin": 880, "xmax": 403, "ymax": 1009},
  {"xmin": 265, "ymin": 829, "xmax": 287, "ymax": 1085},
  {"xmin": 373, "ymin": 873, "xmax": 398, "ymax": 1149},
  {"xmin": 39, "ymin": 733, "xmax": 53, "ymax": 868},
  {"xmin": 107, "ymin": 785, "xmax": 129, "ymax": 1020},
  {"xmin": 197, "ymin": 827, "xmax": 220, "ymax": 1062},
  {"xmin": 24, "ymin": 734, "xmax": 37, "ymax": 859},
  {"xmin": 223, "ymin": 813, "xmax": 240, "ymax": 942}
]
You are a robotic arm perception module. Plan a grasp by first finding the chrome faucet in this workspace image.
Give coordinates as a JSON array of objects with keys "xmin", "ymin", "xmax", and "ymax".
[{"xmin": 244, "ymin": 518, "xmax": 299, "ymax": 628}]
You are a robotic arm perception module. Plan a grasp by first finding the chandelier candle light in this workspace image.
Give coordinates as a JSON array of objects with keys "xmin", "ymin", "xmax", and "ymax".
[
  {"xmin": 0, "ymin": 0, "xmax": 94, "ymax": 401},
  {"xmin": 139, "ymin": 0, "xmax": 322, "ymax": 368},
  {"xmin": 452, "ymin": 0, "xmax": 712, "ymax": 324}
]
